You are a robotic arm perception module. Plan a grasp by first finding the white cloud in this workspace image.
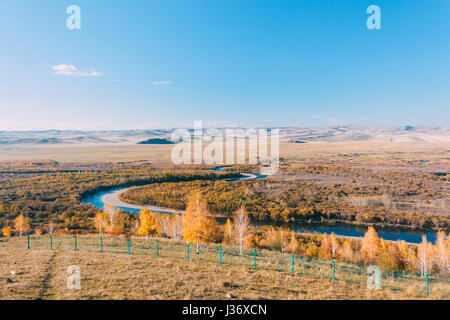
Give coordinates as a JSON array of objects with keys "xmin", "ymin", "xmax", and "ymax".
[
  {"xmin": 152, "ymin": 81, "xmax": 172, "ymax": 85},
  {"xmin": 307, "ymin": 115, "xmax": 322, "ymax": 119},
  {"xmin": 52, "ymin": 64, "xmax": 101, "ymax": 77}
]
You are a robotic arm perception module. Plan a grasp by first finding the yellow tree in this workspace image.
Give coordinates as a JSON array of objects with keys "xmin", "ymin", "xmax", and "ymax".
[
  {"xmin": 182, "ymin": 191, "xmax": 220, "ymax": 253},
  {"xmin": 138, "ymin": 208, "xmax": 159, "ymax": 240},
  {"xmin": 279, "ymin": 229, "xmax": 290, "ymax": 253},
  {"xmin": 94, "ymin": 212, "xmax": 108, "ymax": 236},
  {"xmin": 360, "ymin": 226, "xmax": 380, "ymax": 264},
  {"xmin": 2, "ymin": 226, "xmax": 11, "ymax": 237},
  {"xmin": 233, "ymin": 206, "xmax": 251, "ymax": 255},
  {"xmin": 103, "ymin": 204, "xmax": 126, "ymax": 237},
  {"xmin": 13, "ymin": 214, "xmax": 30, "ymax": 237},
  {"xmin": 397, "ymin": 240, "xmax": 414, "ymax": 271},
  {"xmin": 417, "ymin": 235, "xmax": 434, "ymax": 276},
  {"xmin": 434, "ymin": 231, "xmax": 449, "ymax": 275},
  {"xmin": 260, "ymin": 226, "xmax": 280, "ymax": 250},
  {"xmin": 222, "ymin": 218, "xmax": 234, "ymax": 244},
  {"xmin": 45, "ymin": 222, "xmax": 57, "ymax": 235},
  {"xmin": 104, "ymin": 204, "xmax": 117, "ymax": 237},
  {"xmin": 377, "ymin": 241, "xmax": 407, "ymax": 270},
  {"xmin": 157, "ymin": 214, "xmax": 171, "ymax": 238},
  {"xmin": 341, "ymin": 240, "xmax": 354, "ymax": 263},
  {"xmin": 319, "ymin": 233, "xmax": 332, "ymax": 259},
  {"xmin": 169, "ymin": 214, "xmax": 183, "ymax": 239},
  {"xmin": 286, "ymin": 232, "xmax": 299, "ymax": 254},
  {"xmin": 330, "ymin": 232, "xmax": 340, "ymax": 259}
]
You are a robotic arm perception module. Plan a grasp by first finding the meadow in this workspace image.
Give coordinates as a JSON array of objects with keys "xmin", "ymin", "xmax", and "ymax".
[{"xmin": 1, "ymin": 235, "xmax": 448, "ymax": 300}]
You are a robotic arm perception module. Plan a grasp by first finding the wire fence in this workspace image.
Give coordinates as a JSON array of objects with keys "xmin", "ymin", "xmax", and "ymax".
[{"xmin": 12, "ymin": 234, "xmax": 450, "ymax": 298}]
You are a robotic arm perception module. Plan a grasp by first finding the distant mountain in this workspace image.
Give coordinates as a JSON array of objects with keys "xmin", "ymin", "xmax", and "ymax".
[
  {"xmin": 0, "ymin": 126, "xmax": 448, "ymax": 146},
  {"xmin": 0, "ymin": 138, "xmax": 62, "ymax": 145},
  {"xmin": 137, "ymin": 138, "xmax": 174, "ymax": 145}
]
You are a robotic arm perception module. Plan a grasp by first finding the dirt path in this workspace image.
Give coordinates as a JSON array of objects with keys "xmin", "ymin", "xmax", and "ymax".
[{"xmin": 0, "ymin": 243, "xmax": 54, "ymax": 299}]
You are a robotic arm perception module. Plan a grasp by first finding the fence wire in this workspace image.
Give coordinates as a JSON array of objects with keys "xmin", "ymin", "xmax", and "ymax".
[{"xmin": 8, "ymin": 235, "xmax": 450, "ymax": 298}]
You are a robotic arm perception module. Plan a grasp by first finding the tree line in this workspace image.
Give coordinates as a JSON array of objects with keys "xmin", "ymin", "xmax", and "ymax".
[
  {"xmin": 0, "ymin": 162, "xmax": 239, "ymax": 233},
  {"xmin": 121, "ymin": 177, "xmax": 449, "ymax": 231}
]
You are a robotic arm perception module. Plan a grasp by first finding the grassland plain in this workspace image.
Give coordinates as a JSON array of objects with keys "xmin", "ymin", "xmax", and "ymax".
[
  {"xmin": 1, "ymin": 236, "xmax": 448, "ymax": 300},
  {"xmin": 0, "ymin": 140, "xmax": 448, "ymax": 165}
]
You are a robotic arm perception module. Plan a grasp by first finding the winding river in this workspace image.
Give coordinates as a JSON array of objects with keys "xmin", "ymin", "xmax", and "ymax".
[{"xmin": 81, "ymin": 167, "xmax": 437, "ymax": 244}]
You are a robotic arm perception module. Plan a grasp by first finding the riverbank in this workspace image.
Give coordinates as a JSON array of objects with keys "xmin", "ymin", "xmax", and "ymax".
[{"xmin": 82, "ymin": 183, "xmax": 438, "ymax": 244}]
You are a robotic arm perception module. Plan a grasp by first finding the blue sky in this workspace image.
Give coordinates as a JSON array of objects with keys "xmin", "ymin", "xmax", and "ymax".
[{"xmin": 0, "ymin": 0, "xmax": 449, "ymax": 130}]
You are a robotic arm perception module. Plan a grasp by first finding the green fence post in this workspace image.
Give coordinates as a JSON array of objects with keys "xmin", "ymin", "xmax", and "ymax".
[
  {"xmin": 50, "ymin": 235, "xmax": 53, "ymax": 250},
  {"xmin": 100, "ymin": 237, "xmax": 103, "ymax": 253},
  {"xmin": 332, "ymin": 260, "xmax": 335, "ymax": 281},
  {"xmin": 426, "ymin": 273, "xmax": 429, "ymax": 296},
  {"xmin": 291, "ymin": 254, "xmax": 294, "ymax": 275},
  {"xmin": 187, "ymin": 243, "xmax": 189, "ymax": 260},
  {"xmin": 253, "ymin": 248, "xmax": 256, "ymax": 269},
  {"xmin": 27, "ymin": 234, "xmax": 30, "ymax": 250},
  {"xmin": 219, "ymin": 245, "xmax": 222, "ymax": 265},
  {"xmin": 156, "ymin": 239, "xmax": 159, "ymax": 257},
  {"xmin": 74, "ymin": 235, "xmax": 77, "ymax": 252},
  {"xmin": 127, "ymin": 238, "xmax": 131, "ymax": 255}
]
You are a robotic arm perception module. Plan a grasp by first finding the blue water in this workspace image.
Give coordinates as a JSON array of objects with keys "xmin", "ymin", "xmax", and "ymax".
[
  {"xmin": 81, "ymin": 188, "xmax": 170, "ymax": 215},
  {"xmin": 292, "ymin": 224, "xmax": 436, "ymax": 244}
]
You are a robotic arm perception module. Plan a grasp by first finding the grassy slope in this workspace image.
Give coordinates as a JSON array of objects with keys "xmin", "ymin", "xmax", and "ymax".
[{"xmin": 0, "ymin": 237, "xmax": 442, "ymax": 300}]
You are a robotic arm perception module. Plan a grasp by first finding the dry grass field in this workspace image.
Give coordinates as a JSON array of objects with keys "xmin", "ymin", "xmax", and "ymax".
[
  {"xmin": 1, "ymin": 236, "xmax": 447, "ymax": 300},
  {"xmin": 1, "ymin": 140, "xmax": 448, "ymax": 170}
]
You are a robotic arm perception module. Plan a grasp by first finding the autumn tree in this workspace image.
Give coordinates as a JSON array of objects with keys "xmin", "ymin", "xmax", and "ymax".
[
  {"xmin": 170, "ymin": 214, "xmax": 183, "ymax": 239},
  {"xmin": 222, "ymin": 218, "xmax": 234, "ymax": 245},
  {"xmin": 104, "ymin": 204, "xmax": 127, "ymax": 237},
  {"xmin": 45, "ymin": 222, "xmax": 57, "ymax": 235},
  {"xmin": 286, "ymin": 232, "xmax": 299, "ymax": 254},
  {"xmin": 2, "ymin": 226, "xmax": 11, "ymax": 237},
  {"xmin": 233, "ymin": 206, "xmax": 251, "ymax": 255},
  {"xmin": 259, "ymin": 226, "xmax": 279, "ymax": 250},
  {"xmin": 157, "ymin": 214, "xmax": 171, "ymax": 238},
  {"xmin": 319, "ymin": 233, "xmax": 332, "ymax": 259},
  {"xmin": 279, "ymin": 229, "xmax": 290, "ymax": 253},
  {"xmin": 13, "ymin": 214, "xmax": 30, "ymax": 237},
  {"xmin": 377, "ymin": 241, "xmax": 408, "ymax": 270},
  {"xmin": 434, "ymin": 231, "xmax": 449, "ymax": 275},
  {"xmin": 138, "ymin": 208, "xmax": 159, "ymax": 240},
  {"xmin": 94, "ymin": 212, "xmax": 107, "ymax": 236},
  {"xmin": 330, "ymin": 233, "xmax": 340, "ymax": 259},
  {"xmin": 105, "ymin": 204, "xmax": 117, "ymax": 237},
  {"xmin": 360, "ymin": 226, "xmax": 380, "ymax": 264},
  {"xmin": 341, "ymin": 240, "xmax": 354, "ymax": 262},
  {"xmin": 305, "ymin": 242, "xmax": 319, "ymax": 257},
  {"xmin": 417, "ymin": 235, "xmax": 434, "ymax": 276},
  {"xmin": 397, "ymin": 240, "xmax": 415, "ymax": 271},
  {"xmin": 182, "ymin": 191, "xmax": 221, "ymax": 253},
  {"xmin": 260, "ymin": 227, "xmax": 294, "ymax": 252}
]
